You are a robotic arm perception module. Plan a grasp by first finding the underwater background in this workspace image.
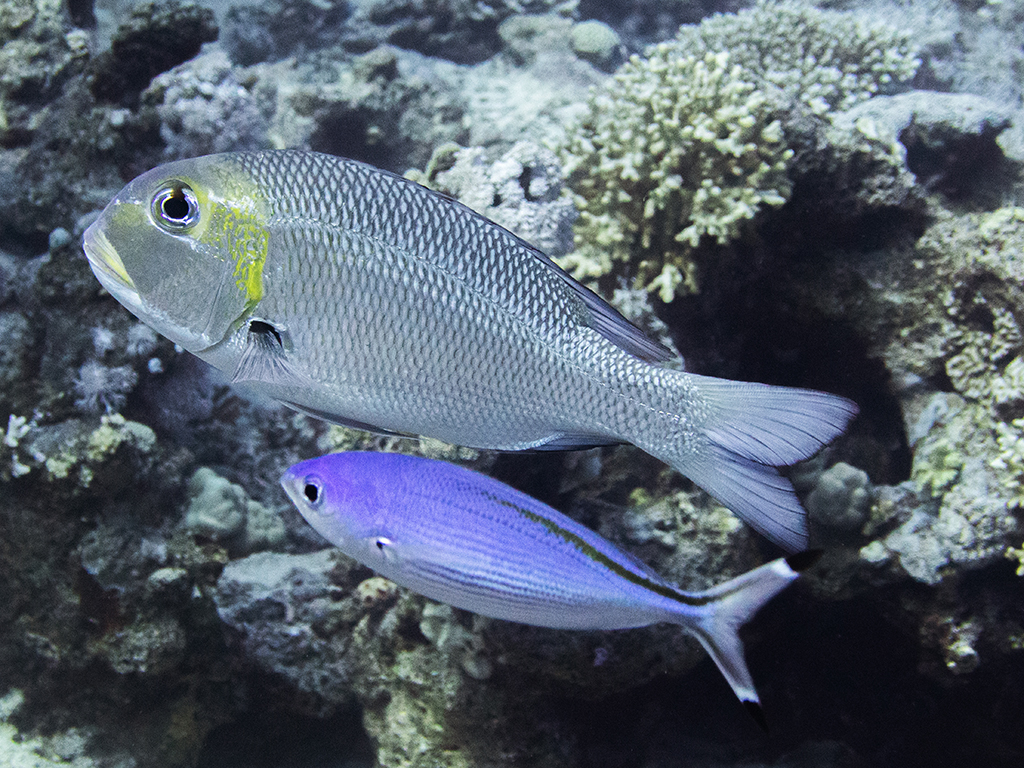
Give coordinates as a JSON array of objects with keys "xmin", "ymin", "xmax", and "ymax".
[{"xmin": 1, "ymin": 0, "xmax": 1023, "ymax": 766}]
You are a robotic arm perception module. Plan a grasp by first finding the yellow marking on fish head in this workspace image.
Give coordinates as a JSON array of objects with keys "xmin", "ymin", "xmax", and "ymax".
[
  {"xmin": 178, "ymin": 162, "xmax": 270, "ymax": 307},
  {"xmin": 82, "ymin": 154, "xmax": 272, "ymax": 354}
]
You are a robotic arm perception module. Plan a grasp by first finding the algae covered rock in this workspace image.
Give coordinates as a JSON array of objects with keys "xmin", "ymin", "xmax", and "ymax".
[
  {"xmin": 184, "ymin": 467, "xmax": 287, "ymax": 554},
  {"xmin": 407, "ymin": 141, "xmax": 577, "ymax": 257},
  {"xmin": 88, "ymin": 0, "xmax": 218, "ymax": 103}
]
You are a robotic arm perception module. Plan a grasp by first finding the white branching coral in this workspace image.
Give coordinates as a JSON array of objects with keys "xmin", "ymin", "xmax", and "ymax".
[
  {"xmin": 676, "ymin": 0, "xmax": 920, "ymax": 114},
  {"xmin": 73, "ymin": 361, "xmax": 138, "ymax": 414},
  {"xmin": 560, "ymin": 50, "xmax": 793, "ymax": 301}
]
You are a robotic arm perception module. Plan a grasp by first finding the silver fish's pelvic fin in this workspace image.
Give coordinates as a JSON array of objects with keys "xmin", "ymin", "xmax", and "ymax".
[{"xmin": 681, "ymin": 379, "xmax": 858, "ymax": 551}]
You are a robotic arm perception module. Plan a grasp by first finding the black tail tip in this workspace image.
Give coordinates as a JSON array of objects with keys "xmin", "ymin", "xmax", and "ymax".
[
  {"xmin": 785, "ymin": 548, "xmax": 824, "ymax": 572},
  {"xmin": 743, "ymin": 700, "xmax": 769, "ymax": 733}
]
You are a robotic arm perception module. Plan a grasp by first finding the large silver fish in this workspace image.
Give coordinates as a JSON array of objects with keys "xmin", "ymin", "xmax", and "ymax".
[{"xmin": 82, "ymin": 149, "xmax": 856, "ymax": 550}]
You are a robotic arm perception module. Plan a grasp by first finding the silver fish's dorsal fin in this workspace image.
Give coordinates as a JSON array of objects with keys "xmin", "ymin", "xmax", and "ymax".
[
  {"xmin": 337, "ymin": 152, "xmax": 675, "ymax": 365},
  {"xmin": 531, "ymin": 249, "xmax": 676, "ymax": 364},
  {"xmin": 232, "ymin": 320, "xmax": 311, "ymax": 386}
]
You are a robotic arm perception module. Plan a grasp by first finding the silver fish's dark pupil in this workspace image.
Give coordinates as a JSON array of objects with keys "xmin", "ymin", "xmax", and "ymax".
[
  {"xmin": 152, "ymin": 183, "xmax": 198, "ymax": 230},
  {"xmin": 162, "ymin": 192, "xmax": 190, "ymax": 221}
]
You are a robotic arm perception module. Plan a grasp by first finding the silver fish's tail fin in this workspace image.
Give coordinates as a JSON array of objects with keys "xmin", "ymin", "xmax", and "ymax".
[
  {"xmin": 682, "ymin": 551, "xmax": 818, "ymax": 729},
  {"xmin": 683, "ymin": 377, "xmax": 858, "ymax": 551}
]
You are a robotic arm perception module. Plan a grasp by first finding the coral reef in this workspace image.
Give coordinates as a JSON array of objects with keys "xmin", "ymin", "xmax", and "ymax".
[
  {"xmin": 88, "ymin": 1, "xmax": 219, "ymax": 103},
  {"xmin": 144, "ymin": 50, "xmax": 270, "ymax": 159},
  {"xmin": 1, "ymin": 0, "xmax": 1024, "ymax": 766},
  {"xmin": 221, "ymin": 0, "xmax": 351, "ymax": 66},
  {"xmin": 558, "ymin": 0, "xmax": 922, "ymax": 301},
  {"xmin": 183, "ymin": 466, "xmax": 286, "ymax": 554},
  {"xmin": 560, "ymin": 49, "xmax": 793, "ymax": 300},
  {"xmin": 0, "ymin": 0, "xmax": 89, "ymax": 147},
  {"xmin": 407, "ymin": 141, "xmax": 578, "ymax": 257},
  {"xmin": 675, "ymin": 0, "xmax": 920, "ymax": 114}
]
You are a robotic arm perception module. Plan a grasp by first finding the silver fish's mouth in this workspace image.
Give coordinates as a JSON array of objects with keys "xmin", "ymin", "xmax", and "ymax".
[
  {"xmin": 82, "ymin": 220, "xmax": 145, "ymax": 316},
  {"xmin": 83, "ymin": 221, "xmax": 137, "ymax": 295}
]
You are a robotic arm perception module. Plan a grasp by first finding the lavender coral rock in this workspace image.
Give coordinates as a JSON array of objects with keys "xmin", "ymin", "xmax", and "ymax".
[{"xmin": 145, "ymin": 50, "xmax": 270, "ymax": 159}]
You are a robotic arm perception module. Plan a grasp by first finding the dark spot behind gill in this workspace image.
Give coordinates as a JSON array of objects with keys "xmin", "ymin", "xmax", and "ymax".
[{"xmin": 249, "ymin": 319, "xmax": 282, "ymax": 346}]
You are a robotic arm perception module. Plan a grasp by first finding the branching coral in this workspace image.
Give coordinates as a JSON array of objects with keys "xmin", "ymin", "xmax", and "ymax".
[
  {"xmin": 557, "ymin": 1, "xmax": 920, "ymax": 301},
  {"xmin": 559, "ymin": 50, "xmax": 792, "ymax": 300},
  {"xmin": 676, "ymin": 0, "xmax": 920, "ymax": 115},
  {"xmin": 73, "ymin": 360, "xmax": 138, "ymax": 415}
]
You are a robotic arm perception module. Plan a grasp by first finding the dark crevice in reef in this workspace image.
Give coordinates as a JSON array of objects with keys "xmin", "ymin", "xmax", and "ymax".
[
  {"xmin": 542, "ymin": 582, "xmax": 1024, "ymax": 768},
  {"xmin": 196, "ymin": 702, "xmax": 374, "ymax": 768},
  {"xmin": 308, "ymin": 107, "xmax": 401, "ymax": 174},
  {"xmin": 659, "ymin": 253, "xmax": 912, "ymax": 486}
]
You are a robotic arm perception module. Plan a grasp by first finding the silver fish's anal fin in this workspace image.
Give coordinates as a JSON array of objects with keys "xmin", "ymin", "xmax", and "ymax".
[
  {"xmin": 681, "ymin": 556, "xmax": 803, "ymax": 716},
  {"xmin": 525, "ymin": 434, "xmax": 622, "ymax": 451},
  {"xmin": 231, "ymin": 320, "xmax": 312, "ymax": 387},
  {"xmin": 280, "ymin": 400, "xmax": 413, "ymax": 438}
]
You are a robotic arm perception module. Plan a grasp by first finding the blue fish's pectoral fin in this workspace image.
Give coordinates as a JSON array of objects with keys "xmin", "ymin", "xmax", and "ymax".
[
  {"xmin": 280, "ymin": 400, "xmax": 414, "ymax": 438},
  {"xmin": 231, "ymin": 319, "xmax": 312, "ymax": 387}
]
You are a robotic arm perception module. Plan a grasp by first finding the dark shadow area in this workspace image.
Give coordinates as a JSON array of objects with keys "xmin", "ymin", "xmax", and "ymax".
[
  {"xmin": 661, "ymin": 266, "xmax": 911, "ymax": 486},
  {"xmin": 308, "ymin": 107, "xmax": 401, "ymax": 174},
  {"xmin": 538, "ymin": 580, "xmax": 1024, "ymax": 768},
  {"xmin": 197, "ymin": 703, "xmax": 374, "ymax": 768}
]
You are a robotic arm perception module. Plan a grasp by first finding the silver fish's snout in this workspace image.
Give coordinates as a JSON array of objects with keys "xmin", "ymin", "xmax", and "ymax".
[{"xmin": 83, "ymin": 221, "xmax": 138, "ymax": 298}]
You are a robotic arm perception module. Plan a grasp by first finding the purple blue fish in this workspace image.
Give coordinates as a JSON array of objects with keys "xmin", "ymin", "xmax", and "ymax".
[{"xmin": 281, "ymin": 451, "xmax": 818, "ymax": 724}]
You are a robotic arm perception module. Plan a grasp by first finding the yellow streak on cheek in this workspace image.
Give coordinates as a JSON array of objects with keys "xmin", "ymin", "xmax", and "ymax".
[{"xmin": 198, "ymin": 196, "xmax": 269, "ymax": 306}]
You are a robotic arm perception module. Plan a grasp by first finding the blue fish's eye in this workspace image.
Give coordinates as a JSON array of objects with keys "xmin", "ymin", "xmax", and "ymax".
[
  {"xmin": 151, "ymin": 182, "xmax": 199, "ymax": 232},
  {"xmin": 302, "ymin": 476, "xmax": 323, "ymax": 507}
]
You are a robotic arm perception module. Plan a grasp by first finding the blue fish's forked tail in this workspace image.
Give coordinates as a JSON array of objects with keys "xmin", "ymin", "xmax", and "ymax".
[
  {"xmin": 679, "ymin": 377, "xmax": 858, "ymax": 552},
  {"xmin": 682, "ymin": 551, "xmax": 821, "ymax": 729}
]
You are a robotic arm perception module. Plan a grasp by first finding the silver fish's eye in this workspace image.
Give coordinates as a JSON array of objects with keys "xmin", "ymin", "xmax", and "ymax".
[
  {"xmin": 151, "ymin": 182, "xmax": 199, "ymax": 231},
  {"xmin": 302, "ymin": 476, "xmax": 324, "ymax": 509}
]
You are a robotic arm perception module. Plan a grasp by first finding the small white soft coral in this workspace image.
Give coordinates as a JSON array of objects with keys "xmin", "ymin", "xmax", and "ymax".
[{"xmin": 73, "ymin": 360, "xmax": 138, "ymax": 414}]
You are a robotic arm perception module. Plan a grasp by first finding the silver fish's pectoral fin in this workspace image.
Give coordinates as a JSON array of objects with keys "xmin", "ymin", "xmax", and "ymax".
[
  {"xmin": 280, "ymin": 400, "xmax": 414, "ymax": 438},
  {"xmin": 231, "ymin": 319, "xmax": 312, "ymax": 387}
]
